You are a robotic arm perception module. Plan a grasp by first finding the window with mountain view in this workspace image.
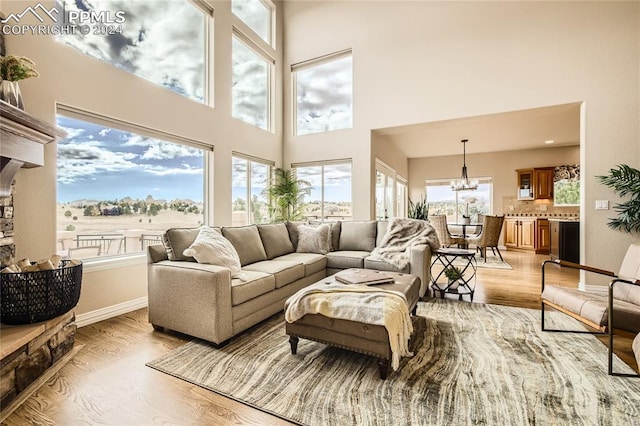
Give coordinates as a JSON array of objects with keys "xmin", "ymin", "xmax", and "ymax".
[
  {"xmin": 56, "ymin": 113, "xmax": 207, "ymax": 259},
  {"xmin": 425, "ymin": 178, "xmax": 493, "ymax": 223},
  {"xmin": 57, "ymin": 0, "xmax": 210, "ymax": 103},
  {"xmin": 232, "ymin": 155, "xmax": 272, "ymax": 226},
  {"xmin": 294, "ymin": 162, "xmax": 352, "ymax": 221}
]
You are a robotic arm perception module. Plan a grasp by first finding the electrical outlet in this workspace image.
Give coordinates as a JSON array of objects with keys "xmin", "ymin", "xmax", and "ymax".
[
  {"xmin": 539, "ymin": 204, "xmax": 548, "ymax": 211},
  {"xmin": 595, "ymin": 200, "xmax": 609, "ymax": 210}
]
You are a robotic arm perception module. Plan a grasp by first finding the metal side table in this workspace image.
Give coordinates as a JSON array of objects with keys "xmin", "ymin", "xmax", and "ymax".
[{"xmin": 430, "ymin": 248, "xmax": 477, "ymax": 301}]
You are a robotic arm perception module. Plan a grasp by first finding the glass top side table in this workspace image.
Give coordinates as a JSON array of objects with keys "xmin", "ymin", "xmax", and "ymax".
[{"xmin": 430, "ymin": 248, "xmax": 477, "ymax": 301}]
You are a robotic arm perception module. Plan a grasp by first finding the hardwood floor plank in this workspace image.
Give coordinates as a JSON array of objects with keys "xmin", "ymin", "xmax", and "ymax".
[{"xmin": 3, "ymin": 250, "xmax": 636, "ymax": 425}]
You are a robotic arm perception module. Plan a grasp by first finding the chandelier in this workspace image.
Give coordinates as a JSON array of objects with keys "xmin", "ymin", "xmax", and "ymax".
[{"xmin": 451, "ymin": 139, "xmax": 478, "ymax": 191}]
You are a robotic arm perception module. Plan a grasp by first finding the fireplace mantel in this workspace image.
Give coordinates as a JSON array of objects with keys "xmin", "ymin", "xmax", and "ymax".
[{"xmin": 0, "ymin": 101, "xmax": 67, "ymax": 196}]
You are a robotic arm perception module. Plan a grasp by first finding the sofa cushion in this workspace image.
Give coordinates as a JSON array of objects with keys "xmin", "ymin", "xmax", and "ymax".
[
  {"xmin": 339, "ymin": 221, "xmax": 377, "ymax": 252},
  {"xmin": 275, "ymin": 252, "xmax": 327, "ymax": 276},
  {"xmin": 296, "ymin": 224, "xmax": 331, "ymax": 254},
  {"xmin": 328, "ymin": 222, "xmax": 341, "ymax": 251},
  {"xmin": 163, "ymin": 228, "xmax": 199, "ymax": 261},
  {"xmin": 364, "ymin": 255, "xmax": 410, "ymax": 273},
  {"xmin": 325, "ymin": 251, "xmax": 370, "ymax": 269},
  {"xmin": 243, "ymin": 260, "xmax": 305, "ymax": 288},
  {"xmin": 183, "ymin": 226, "xmax": 241, "ymax": 276},
  {"xmin": 257, "ymin": 223, "xmax": 295, "ymax": 259},
  {"xmin": 222, "ymin": 225, "xmax": 268, "ymax": 266},
  {"xmin": 376, "ymin": 221, "xmax": 389, "ymax": 247},
  {"xmin": 231, "ymin": 271, "xmax": 275, "ymax": 306}
]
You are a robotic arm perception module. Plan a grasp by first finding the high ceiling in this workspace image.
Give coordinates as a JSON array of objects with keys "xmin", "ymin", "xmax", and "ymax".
[{"xmin": 373, "ymin": 102, "xmax": 581, "ymax": 158}]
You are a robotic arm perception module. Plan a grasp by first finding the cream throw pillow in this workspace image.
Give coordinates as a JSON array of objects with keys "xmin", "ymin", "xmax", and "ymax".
[
  {"xmin": 183, "ymin": 226, "xmax": 242, "ymax": 276},
  {"xmin": 296, "ymin": 224, "xmax": 331, "ymax": 254}
]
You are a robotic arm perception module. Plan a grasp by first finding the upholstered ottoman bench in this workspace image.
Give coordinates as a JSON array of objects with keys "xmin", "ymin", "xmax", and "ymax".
[{"xmin": 284, "ymin": 271, "xmax": 420, "ymax": 379}]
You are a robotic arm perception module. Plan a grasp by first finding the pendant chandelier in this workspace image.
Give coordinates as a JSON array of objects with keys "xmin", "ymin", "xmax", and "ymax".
[{"xmin": 451, "ymin": 139, "xmax": 478, "ymax": 191}]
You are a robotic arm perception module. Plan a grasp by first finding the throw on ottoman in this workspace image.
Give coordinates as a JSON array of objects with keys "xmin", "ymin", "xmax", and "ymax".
[{"xmin": 284, "ymin": 270, "xmax": 420, "ymax": 379}]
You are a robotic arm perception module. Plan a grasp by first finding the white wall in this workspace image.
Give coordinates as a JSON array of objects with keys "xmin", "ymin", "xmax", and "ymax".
[
  {"xmin": 3, "ymin": 0, "xmax": 284, "ymax": 317},
  {"xmin": 283, "ymin": 1, "xmax": 640, "ymax": 273}
]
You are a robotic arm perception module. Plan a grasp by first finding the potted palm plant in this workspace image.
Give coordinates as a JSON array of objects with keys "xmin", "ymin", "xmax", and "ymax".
[
  {"xmin": 444, "ymin": 265, "xmax": 463, "ymax": 289},
  {"xmin": 263, "ymin": 168, "xmax": 312, "ymax": 223}
]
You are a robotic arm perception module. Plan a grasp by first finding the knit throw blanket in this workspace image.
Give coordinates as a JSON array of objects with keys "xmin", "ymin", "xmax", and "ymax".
[
  {"xmin": 369, "ymin": 218, "xmax": 441, "ymax": 270},
  {"xmin": 284, "ymin": 283, "xmax": 413, "ymax": 371}
]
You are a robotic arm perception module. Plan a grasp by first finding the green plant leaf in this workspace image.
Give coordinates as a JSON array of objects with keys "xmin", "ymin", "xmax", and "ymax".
[{"xmin": 596, "ymin": 164, "xmax": 640, "ymax": 233}]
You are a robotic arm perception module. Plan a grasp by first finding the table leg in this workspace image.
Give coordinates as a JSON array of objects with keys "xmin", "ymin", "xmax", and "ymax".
[
  {"xmin": 377, "ymin": 358, "xmax": 389, "ymax": 380},
  {"xmin": 289, "ymin": 335, "xmax": 299, "ymax": 354}
]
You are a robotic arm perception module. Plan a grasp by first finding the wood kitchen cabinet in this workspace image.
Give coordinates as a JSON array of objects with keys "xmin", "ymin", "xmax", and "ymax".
[
  {"xmin": 535, "ymin": 219, "xmax": 550, "ymax": 254},
  {"xmin": 533, "ymin": 167, "xmax": 554, "ymax": 200},
  {"xmin": 516, "ymin": 167, "xmax": 555, "ymax": 200},
  {"xmin": 504, "ymin": 217, "xmax": 536, "ymax": 251}
]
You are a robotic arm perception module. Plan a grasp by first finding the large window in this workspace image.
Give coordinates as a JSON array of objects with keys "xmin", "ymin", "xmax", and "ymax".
[
  {"xmin": 57, "ymin": 0, "xmax": 211, "ymax": 103},
  {"xmin": 425, "ymin": 178, "xmax": 493, "ymax": 223},
  {"xmin": 232, "ymin": 0, "xmax": 274, "ymax": 46},
  {"xmin": 56, "ymin": 111, "xmax": 209, "ymax": 259},
  {"xmin": 232, "ymin": 34, "xmax": 272, "ymax": 130},
  {"xmin": 553, "ymin": 165, "xmax": 580, "ymax": 206},
  {"xmin": 293, "ymin": 50, "xmax": 353, "ymax": 136},
  {"xmin": 232, "ymin": 155, "xmax": 273, "ymax": 226},
  {"xmin": 294, "ymin": 162, "xmax": 352, "ymax": 221},
  {"xmin": 375, "ymin": 161, "xmax": 406, "ymax": 220}
]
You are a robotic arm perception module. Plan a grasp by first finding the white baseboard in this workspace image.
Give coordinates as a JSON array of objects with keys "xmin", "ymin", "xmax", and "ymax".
[
  {"xmin": 578, "ymin": 283, "xmax": 608, "ymax": 294},
  {"xmin": 76, "ymin": 296, "xmax": 148, "ymax": 328}
]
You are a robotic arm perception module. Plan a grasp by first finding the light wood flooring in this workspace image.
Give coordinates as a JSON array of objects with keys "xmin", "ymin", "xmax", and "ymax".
[{"xmin": 3, "ymin": 250, "xmax": 638, "ymax": 425}]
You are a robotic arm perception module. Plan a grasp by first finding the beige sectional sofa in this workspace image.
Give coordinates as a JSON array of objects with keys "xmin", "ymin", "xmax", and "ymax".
[{"xmin": 147, "ymin": 220, "xmax": 433, "ymax": 345}]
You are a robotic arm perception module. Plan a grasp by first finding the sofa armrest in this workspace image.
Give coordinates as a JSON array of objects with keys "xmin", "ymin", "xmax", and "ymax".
[
  {"xmin": 148, "ymin": 261, "xmax": 233, "ymax": 344},
  {"xmin": 409, "ymin": 244, "xmax": 432, "ymax": 298}
]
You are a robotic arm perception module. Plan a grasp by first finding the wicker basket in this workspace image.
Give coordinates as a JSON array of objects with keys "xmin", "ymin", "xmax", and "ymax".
[{"xmin": 1, "ymin": 260, "xmax": 83, "ymax": 325}]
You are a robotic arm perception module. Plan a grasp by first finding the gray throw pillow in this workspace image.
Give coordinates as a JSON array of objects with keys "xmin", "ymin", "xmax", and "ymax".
[
  {"xmin": 257, "ymin": 223, "xmax": 295, "ymax": 259},
  {"xmin": 296, "ymin": 224, "xmax": 331, "ymax": 254},
  {"xmin": 339, "ymin": 221, "xmax": 377, "ymax": 251},
  {"xmin": 222, "ymin": 225, "xmax": 268, "ymax": 266},
  {"xmin": 163, "ymin": 228, "xmax": 200, "ymax": 261}
]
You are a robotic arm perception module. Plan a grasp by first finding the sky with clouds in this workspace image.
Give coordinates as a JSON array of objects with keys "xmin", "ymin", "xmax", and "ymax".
[
  {"xmin": 57, "ymin": 116, "xmax": 204, "ymax": 203},
  {"xmin": 58, "ymin": 0, "xmax": 206, "ymax": 102}
]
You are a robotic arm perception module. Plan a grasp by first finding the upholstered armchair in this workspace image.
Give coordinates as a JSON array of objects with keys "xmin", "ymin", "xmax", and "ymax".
[{"xmin": 541, "ymin": 244, "xmax": 640, "ymax": 376}]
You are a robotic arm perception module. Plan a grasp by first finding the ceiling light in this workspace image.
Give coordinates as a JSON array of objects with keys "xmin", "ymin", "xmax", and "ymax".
[
  {"xmin": 451, "ymin": 139, "xmax": 478, "ymax": 191},
  {"xmin": 545, "ymin": 140, "xmax": 555, "ymax": 144}
]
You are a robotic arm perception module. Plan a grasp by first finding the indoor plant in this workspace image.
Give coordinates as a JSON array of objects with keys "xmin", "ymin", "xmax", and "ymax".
[
  {"xmin": 596, "ymin": 164, "xmax": 640, "ymax": 233},
  {"xmin": 0, "ymin": 55, "xmax": 40, "ymax": 109},
  {"xmin": 263, "ymin": 168, "xmax": 312, "ymax": 223},
  {"xmin": 408, "ymin": 197, "xmax": 429, "ymax": 221},
  {"xmin": 444, "ymin": 265, "xmax": 463, "ymax": 288}
]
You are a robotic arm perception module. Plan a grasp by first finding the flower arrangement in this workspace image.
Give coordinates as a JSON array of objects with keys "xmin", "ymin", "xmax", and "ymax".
[{"xmin": 0, "ymin": 55, "xmax": 40, "ymax": 81}]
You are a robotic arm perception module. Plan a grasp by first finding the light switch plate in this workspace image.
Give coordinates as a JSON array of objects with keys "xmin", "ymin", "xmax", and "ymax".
[{"xmin": 595, "ymin": 200, "xmax": 609, "ymax": 210}]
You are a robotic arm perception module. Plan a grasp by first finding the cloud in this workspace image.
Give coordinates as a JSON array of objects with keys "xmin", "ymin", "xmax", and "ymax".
[
  {"xmin": 99, "ymin": 128, "xmax": 111, "ymax": 137},
  {"xmin": 141, "ymin": 142, "xmax": 202, "ymax": 160},
  {"xmin": 144, "ymin": 164, "xmax": 203, "ymax": 176},
  {"xmin": 57, "ymin": 142, "xmax": 139, "ymax": 183},
  {"xmin": 58, "ymin": 126, "xmax": 85, "ymax": 139}
]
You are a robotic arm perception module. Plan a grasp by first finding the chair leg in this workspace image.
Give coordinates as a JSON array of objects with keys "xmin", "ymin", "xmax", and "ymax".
[{"xmin": 495, "ymin": 246, "xmax": 504, "ymax": 262}]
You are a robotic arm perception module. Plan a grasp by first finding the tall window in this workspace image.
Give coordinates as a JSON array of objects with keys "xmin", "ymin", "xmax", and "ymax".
[
  {"xmin": 232, "ymin": 34, "xmax": 272, "ymax": 130},
  {"xmin": 232, "ymin": 155, "xmax": 273, "ymax": 226},
  {"xmin": 232, "ymin": 0, "xmax": 275, "ymax": 46},
  {"xmin": 425, "ymin": 178, "xmax": 493, "ymax": 223},
  {"xmin": 56, "ymin": 110, "xmax": 209, "ymax": 259},
  {"xmin": 294, "ymin": 161, "xmax": 352, "ymax": 221},
  {"xmin": 57, "ymin": 0, "xmax": 211, "ymax": 103},
  {"xmin": 293, "ymin": 50, "xmax": 353, "ymax": 136},
  {"xmin": 375, "ymin": 161, "xmax": 405, "ymax": 219}
]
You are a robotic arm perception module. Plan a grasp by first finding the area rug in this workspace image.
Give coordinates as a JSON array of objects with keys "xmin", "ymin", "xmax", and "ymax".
[
  {"xmin": 146, "ymin": 300, "xmax": 640, "ymax": 426},
  {"xmin": 452, "ymin": 255, "xmax": 512, "ymax": 270}
]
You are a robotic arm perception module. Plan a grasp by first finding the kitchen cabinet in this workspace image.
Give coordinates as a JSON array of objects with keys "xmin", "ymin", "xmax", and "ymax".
[
  {"xmin": 549, "ymin": 220, "xmax": 580, "ymax": 263},
  {"xmin": 504, "ymin": 217, "xmax": 536, "ymax": 251},
  {"xmin": 533, "ymin": 167, "xmax": 554, "ymax": 200},
  {"xmin": 516, "ymin": 167, "xmax": 555, "ymax": 200},
  {"xmin": 517, "ymin": 169, "xmax": 534, "ymax": 200},
  {"xmin": 535, "ymin": 219, "xmax": 550, "ymax": 254}
]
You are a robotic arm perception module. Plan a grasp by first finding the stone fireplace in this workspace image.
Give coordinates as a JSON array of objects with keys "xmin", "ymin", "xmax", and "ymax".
[{"xmin": 0, "ymin": 101, "xmax": 72, "ymax": 419}]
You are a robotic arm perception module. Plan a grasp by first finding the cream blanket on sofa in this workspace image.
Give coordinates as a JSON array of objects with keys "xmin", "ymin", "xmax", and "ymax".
[{"xmin": 284, "ymin": 283, "xmax": 414, "ymax": 371}]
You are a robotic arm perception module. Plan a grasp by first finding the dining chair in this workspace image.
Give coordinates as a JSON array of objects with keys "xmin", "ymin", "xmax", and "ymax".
[
  {"xmin": 464, "ymin": 215, "xmax": 505, "ymax": 261},
  {"xmin": 429, "ymin": 215, "xmax": 464, "ymax": 248}
]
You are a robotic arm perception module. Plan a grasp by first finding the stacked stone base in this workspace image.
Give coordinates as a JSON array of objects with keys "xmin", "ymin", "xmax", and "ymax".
[{"xmin": 0, "ymin": 311, "xmax": 76, "ymax": 410}]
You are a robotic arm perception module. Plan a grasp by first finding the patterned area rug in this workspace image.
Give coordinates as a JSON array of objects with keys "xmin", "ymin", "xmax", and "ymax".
[{"xmin": 147, "ymin": 300, "xmax": 640, "ymax": 425}]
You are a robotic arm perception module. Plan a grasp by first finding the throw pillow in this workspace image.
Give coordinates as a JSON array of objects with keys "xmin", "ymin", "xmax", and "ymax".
[
  {"xmin": 183, "ymin": 226, "xmax": 241, "ymax": 276},
  {"xmin": 296, "ymin": 224, "xmax": 331, "ymax": 254},
  {"xmin": 163, "ymin": 228, "xmax": 200, "ymax": 261}
]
